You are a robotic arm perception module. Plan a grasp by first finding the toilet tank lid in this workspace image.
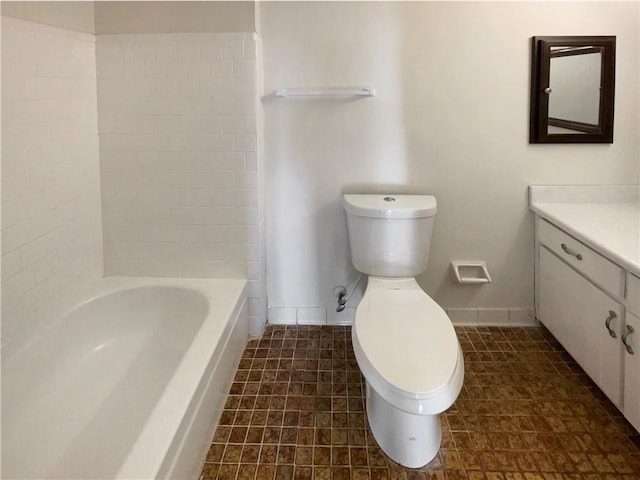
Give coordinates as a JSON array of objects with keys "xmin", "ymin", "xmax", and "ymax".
[{"xmin": 343, "ymin": 194, "xmax": 437, "ymax": 219}]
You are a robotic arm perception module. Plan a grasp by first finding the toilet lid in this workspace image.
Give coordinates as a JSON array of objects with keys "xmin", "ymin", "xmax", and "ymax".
[{"xmin": 354, "ymin": 283, "xmax": 460, "ymax": 398}]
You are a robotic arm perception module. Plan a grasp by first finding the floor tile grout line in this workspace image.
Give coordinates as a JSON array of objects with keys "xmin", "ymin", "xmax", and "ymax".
[{"xmin": 203, "ymin": 325, "xmax": 640, "ymax": 479}]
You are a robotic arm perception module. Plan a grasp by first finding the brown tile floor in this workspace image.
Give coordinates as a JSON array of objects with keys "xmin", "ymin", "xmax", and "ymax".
[{"xmin": 200, "ymin": 326, "xmax": 640, "ymax": 480}]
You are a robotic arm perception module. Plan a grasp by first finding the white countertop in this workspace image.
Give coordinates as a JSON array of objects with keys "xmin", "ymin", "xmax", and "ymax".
[{"xmin": 529, "ymin": 186, "xmax": 640, "ymax": 277}]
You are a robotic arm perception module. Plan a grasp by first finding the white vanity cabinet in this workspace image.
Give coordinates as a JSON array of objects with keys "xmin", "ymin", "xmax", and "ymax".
[
  {"xmin": 535, "ymin": 217, "xmax": 639, "ymax": 431},
  {"xmin": 624, "ymin": 282, "xmax": 640, "ymax": 430},
  {"xmin": 539, "ymin": 246, "xmax": 623, "ymax": 406}
]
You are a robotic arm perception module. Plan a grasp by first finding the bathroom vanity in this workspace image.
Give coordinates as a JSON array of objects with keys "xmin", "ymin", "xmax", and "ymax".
[{"xmin": 530, "ymin": 186, "xmax": 639, "ymax": 432}]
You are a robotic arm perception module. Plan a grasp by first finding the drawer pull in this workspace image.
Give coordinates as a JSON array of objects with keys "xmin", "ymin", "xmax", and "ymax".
[
  {"xmin": 561, "ymin": 243, "xmax": 583, "ymax": 260},
  {"xmin": 622, "ymin": 325, "xmax": 635, "ymax": 355},
  {"xmin": 604, "ymin": 311, "xmax": 617, "ymax": 338}
]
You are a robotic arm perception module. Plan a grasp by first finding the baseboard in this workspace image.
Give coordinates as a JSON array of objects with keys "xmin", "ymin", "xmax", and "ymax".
[
  {"xmin": 327, "ymin": 307, "xmax": 356, "ymax": 326},
  {"xmin": 269, "ymin": 306, "xmax": 539, "ymax": 328},
  {"xmin": 268, "ymin": 307, "xmax": 327, "ymax": 325},
  {"xmin": 447, "ymin": 308, "xmax": 539, "ymax": 327}
]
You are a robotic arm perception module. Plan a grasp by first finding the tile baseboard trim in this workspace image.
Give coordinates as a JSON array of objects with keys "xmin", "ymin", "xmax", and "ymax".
[
  {"xmin": 328, "ymin": 307, "xmax": 356, "ymax": 326},
  {"xmin": 267, "ymin": 307, "xmax": 328, "ymax": 325},
  {"xmin": 447, "ymin": 307, "xmax": 539, "ymax": 327},
  {"xmin": 269, "ymin": 306, "xmax": 538, "ymax": 327},
  {"xmin": 267, "ymin": 307, "xmax": 296, "ymax": 325},
  {"xmin": 296, "ymin": 307, "xmax": 326, "ymax": 325}
]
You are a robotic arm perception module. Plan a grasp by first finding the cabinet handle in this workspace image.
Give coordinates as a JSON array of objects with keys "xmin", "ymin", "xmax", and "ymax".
[
  {"xmin": 561, "ymin": 243, "xmax": 583, "ymax": 260},
  {"xmin": 604, "ymin": 311, "xmax": 617, "ymax": 338},
  {"xmin": 622, "ymin": 325, "xmax": 635, "ymax": 355}
]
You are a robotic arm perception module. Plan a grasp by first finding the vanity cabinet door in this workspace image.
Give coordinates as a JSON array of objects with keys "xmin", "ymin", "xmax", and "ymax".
[
  {"xmin": 539, "ymin": 247, "xmax": 623, "ymax": 407},
  {"xmin": 624, "ymin": 311, "xmax": 640, "ymax": 431}
]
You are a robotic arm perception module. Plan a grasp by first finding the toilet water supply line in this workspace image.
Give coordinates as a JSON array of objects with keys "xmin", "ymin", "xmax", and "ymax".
[{"xmin": 334, "ymin": 274, "xmax": 363, "ymax": 312}]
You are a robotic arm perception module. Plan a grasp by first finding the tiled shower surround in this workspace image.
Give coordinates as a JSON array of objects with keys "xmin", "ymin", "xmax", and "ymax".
[
  {"xmin": 1, "ymin": 17, "xmax": 103, "ymax": 337},
  {"xmin": 3, "ymin": 19, "xmax": 265, "ymax": 336},
  {"xmin": 96, "ymin": 32, "xmax": 257, "ymax": 278},
  {"xmin": 96, "ymin": 31, "xmax": 263, "ymax": 323},
  {"xmin": 201, "ymin": 326, "xmax": 640, "ymax": 479}
]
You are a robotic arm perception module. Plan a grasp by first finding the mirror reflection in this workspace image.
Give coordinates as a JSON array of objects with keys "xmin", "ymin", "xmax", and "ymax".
[{"xmin": 548, "ymin": 46, "xmax": 603, "ymax": 134}]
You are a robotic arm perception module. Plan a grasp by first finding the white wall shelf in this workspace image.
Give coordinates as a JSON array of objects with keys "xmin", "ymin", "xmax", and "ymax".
[{"xmin": 272, "ymin": 87, "xmax": 375, "ymax": 98}]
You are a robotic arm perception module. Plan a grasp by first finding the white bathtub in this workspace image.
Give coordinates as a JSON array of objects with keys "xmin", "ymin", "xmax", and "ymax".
[{"xmin": 1, "ymin": 277, "xmax": 248, "ymax": 480}]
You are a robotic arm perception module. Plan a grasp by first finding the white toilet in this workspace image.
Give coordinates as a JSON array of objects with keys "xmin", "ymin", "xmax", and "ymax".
[{"xmin": 343, "ymin": 194, "xmax": 464, "ymax": 468}]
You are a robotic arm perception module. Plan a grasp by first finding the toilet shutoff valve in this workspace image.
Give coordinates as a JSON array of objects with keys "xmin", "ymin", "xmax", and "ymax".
[{"xmin": 333, "ymin": 286, "xmax": 347, "ymax": 312}]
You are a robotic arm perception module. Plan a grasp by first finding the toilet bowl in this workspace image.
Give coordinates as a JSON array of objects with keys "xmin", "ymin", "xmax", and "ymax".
[
  {"xmin": 343, "ymin": 194, "xmax": 464, "ymax": 468},
  {"xmin": 353, "ymin": 277, "xmax": 463, "ymax": 467}
]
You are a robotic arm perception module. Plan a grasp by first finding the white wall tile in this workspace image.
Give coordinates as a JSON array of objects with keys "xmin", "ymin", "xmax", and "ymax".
[
  {"xmin": 96, "ymin": 31, "xmax": 261, "ymax": 328},
  {"xmin": 233, "ymin": 134, "xmax": 256, "ymax": 152},
  {"xmin": 297, "ymin": 307, "xmax": 326, "ymax": 326},
  {"xmin": 328, "ymin": 307, "xmax": 355, "ymax": 326},
  {"xmin": 233, "ymin": 59, "xmax": 256, "ymax": 79},
  {"xmin": 268, "ymin": 307, "xmax": 296, "ymax": 325},
  {"xmin": 165, "ymin": 58, "xmax": 189, "ymax": 78},
  {"xmin": 1, "ymin": 17, "xmax": 103, "ymax": 341},
  {"xmin": 223, "ymin": 115, "xmax": 245, "ymax": 134},
  {"xmin": 2, "ymin": 250, "xmax": 22, "ymax": 281},
  {"xmin": 155, "ymin": 40, "xmax": 178, "ymax": 59},
  {"xmin": 210, "ymin": 97, "xmax": 235, "ymax": 114},
  {"xmin": 200, "ymin": 40, "xmax": 223, "ymax": 59},
  {"xmin": 6, "ymin": 24, "xmax": 262, "ymax": 334},
  {"xmin": 4, "ymin": 265, "xmax": 37, "ymax": 299},
  {"xmin": 210, "ymin": 59, "xmax": 234, "ymax": 79},
  {"xmin": 199, "ymin": 79, "xmax": 222, "ymax": 97},
  {"xmin": 222, "ymin": 39, "xmax": 244, "ymax": 59},
  {"xmin": 223, "ymin": 152, "xmax": 245, "ymax": 170},
  {"xmin": 243, "ymin": 39, "xmax": 257, "ymax": 59},
  {"xmin": 178, "ymin": 40, "xmax": 200, "ymax": 59}
]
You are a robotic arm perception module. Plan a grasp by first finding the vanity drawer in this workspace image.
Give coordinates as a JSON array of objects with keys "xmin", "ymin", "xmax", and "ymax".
[
  {"xmin": 538, "ymin": 219, "xmax": 624, "ymax": 297},
  {"xmin": 627, "ymin": 273, "xmax": 640, "ymax": 315}
]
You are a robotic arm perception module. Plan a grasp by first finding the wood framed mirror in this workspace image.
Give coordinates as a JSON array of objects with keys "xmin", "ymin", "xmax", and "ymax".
[{"xmin": 529, "ymin": 36, "xmax": 616, "ymax": 143}]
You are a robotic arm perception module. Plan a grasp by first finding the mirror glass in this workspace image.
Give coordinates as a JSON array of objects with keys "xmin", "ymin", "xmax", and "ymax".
[
  {"xmin": 530, "ymin": 36, "xmax": 615, "ymax": 144},
  {"xmin": 548, "ymin": 46, "xmax": 602, "ymax": 134}
]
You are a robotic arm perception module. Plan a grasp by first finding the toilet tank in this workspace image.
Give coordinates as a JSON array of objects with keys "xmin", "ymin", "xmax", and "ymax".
[{"xmin": 342, "ymin": 194, "xmax": 437, "ymax": 277}]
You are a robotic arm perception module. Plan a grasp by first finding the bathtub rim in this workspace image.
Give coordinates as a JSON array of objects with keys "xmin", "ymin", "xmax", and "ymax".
[
  {"xmin": 116, "ymin": 277, "xmax": 247, "ymax": 479},
  {"xmin": 2, "ymin": 276, "xmax": 247, "ymax": 479},
  {"xmin": 157, "ymin": 295, "xmax": 248, "ymax": 479},
  {"xmin": 3, "ymin": 276, "xmax": 243, "ymax": 366}
]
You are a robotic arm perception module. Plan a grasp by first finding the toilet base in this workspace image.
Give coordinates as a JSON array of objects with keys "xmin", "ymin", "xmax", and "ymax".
[{"xmin": 366, "ymin": 381, "xmax": 442, "ymax": 468}]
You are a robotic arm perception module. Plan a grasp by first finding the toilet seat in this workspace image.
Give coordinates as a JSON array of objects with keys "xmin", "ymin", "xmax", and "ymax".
[{"xmin": 352, "ymin": 277, "xmax": 464, "ymax": 416}]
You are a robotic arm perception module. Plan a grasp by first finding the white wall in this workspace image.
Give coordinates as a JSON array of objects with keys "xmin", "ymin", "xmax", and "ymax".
[
  {"xmin": 261, "ymin": 1, "xmax": 640, "ymax": 326},
  {"xmin": 96, "ymin": 32, "xmax": 265, "ymax": 334},
  {"xmin": 94, "ymin": 1, "xmax": 255, "ymax": 34},
  {"xmin": 1, "ymin": 17, "xmax": 103, "ymax": 348}
]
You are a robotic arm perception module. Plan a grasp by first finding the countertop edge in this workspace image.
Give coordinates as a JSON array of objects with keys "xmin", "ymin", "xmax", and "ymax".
[
  {"xmin": 529, "ymin": 185, "xmax": 640, "ymax": 205},
  {"xmin": 530, "ymin": 204, "xmax": 640, "ymax": 278}
]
